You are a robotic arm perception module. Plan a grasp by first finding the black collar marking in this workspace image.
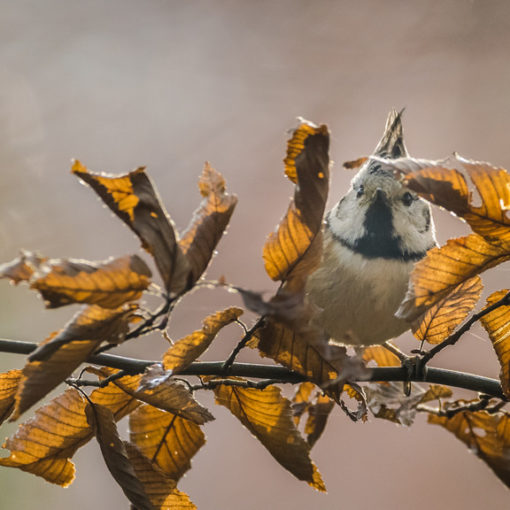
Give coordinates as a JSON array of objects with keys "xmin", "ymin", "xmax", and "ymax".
[{"xmin": 327, "ymin": 201, "xmax": 429, "ymax": 262}]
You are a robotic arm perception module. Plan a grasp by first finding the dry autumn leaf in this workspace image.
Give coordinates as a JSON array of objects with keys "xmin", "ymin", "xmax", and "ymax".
[
  {"xmin": 385, "ymin": 154, "xmax": 510, "ymax": 246},
  {"xmin": 342, "ymin": 157, "xmax": 368, "ymax": 170},
  {"xmin": 0, "ymin": 250, "xmax": 46, "ymax": 284},
  {"xmin": 179, "ymin": 162, "xmax": 237, "ymax": 285},
  {"xmin": 0, "ymin": 252, "xmax": 151, "ymax": 308},
  {"xmin": 11, "ymin": 304, "xmax": 138, "ymax": 420},
  {"xmin": 129, "ymin": 404, "xmax": 205, "ymax": 481},
  {"xmin": 213, "ymin": 379, "xmax": 326, "ymax": 491},
  {"xmin": 480, "ymin": 290, "xmax": 510, "ymax": 397},
  {"xmin": 429, "ymin": 408, "xmax": 510, "ymax": 488},
  {"xmin": 0, "ymin": 374, "xmax": 141, "ymax": 486},
  {"xmin": 162, "ymin": 307, "xmax": 243, "ymax": 372},
  {"xmin": 397, "ymin": 233, "xmax": 510, "ymax": 320},
  {"xmin": 85, "ymin": 403, "xmax": 154, "ymax": 510},
  {"xmin": 72, "ymin": 160, "xmax": 191, "ymax": 294},
  {"xmin": 0, "ymin": 369, "xmax": 22, "ymax": 425},
  {"xmin": 362, "ymin": 345, "xmax": 401, "ymax": 367},
  {"xmin": 124, "ymin": 442, "xmax": 196, "ymax": 510},
  {"xmin": 263, "ymin": 119, "xmax": 330, "ymax": 291},
  {"xmin": 32, "ymin": 255, "xmax": 151, "ymax": 308},
  {"xmin": 412, "ymin": 276, "xmax": 482, "ymax": 344}
]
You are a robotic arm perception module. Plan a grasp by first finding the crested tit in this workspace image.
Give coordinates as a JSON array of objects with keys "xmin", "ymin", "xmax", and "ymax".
[{"xmin": 306, "ymin": 110, "xmax": 436, "ymax": 346}]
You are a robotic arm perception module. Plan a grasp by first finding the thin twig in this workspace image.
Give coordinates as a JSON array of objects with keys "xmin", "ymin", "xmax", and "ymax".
[
  {"xmin": 421, "ymin": 290, "xmax": 510, "ymax": 364},
  {"xmin": 222, "ymin": 316, "xmax": 265, "ymax": 374},
  {"xmin": 66, "ymin": 370, "xmax": 127, "ymax": 388},
  {"xmin": 191, "ymin": 378, "xmax": 286, "ymax": 391}
]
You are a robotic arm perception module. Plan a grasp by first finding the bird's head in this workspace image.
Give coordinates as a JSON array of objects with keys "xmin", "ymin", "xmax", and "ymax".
[{"xmin": 327, "ymin": 110, "xmax": 436, "ymax": 261}]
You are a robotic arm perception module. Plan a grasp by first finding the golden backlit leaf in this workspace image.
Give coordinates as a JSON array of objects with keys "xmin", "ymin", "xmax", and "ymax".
[
  {"xmin": 342, "ymin": 157, "xmax": 368, "ymax": 170},
  {"xmin": 0, "ymin": 250, "xmax": 46, "ymax": 284},
  {"xmin": 129, "ymin": 404, "xmax": 205, "ymax": 482},
  {"xmin": 12, "ymin": 305, "xmax": 138, "ymax": 420},
  {"xmin": 413, "ymin": 276, "xmax": 482, "ymax": 344},
  {"xmin": 480, "ymin": 290, "xmax": 510, "ymax": 397},
  {"xmin": 0, "ymin": 375, "xmax": 140, "ymax": 486},
  {"xmin": 362, "ymin": 345, "xmax": 400, "ymax": 367},
  {"xmin": 0, "ymin": 369, "xmax": 22, "ymax": 425},
  {"xmin": 420, "ymin": 384, "xmax": 453, "ymax": 403},
  {"xmin": 213, "ymin": 380, "xmax": 326, "ymax": 491},
  {"xmin": 85, "ymin": 404, "xmax": 154, "ymax": 510},
  {"xmin": 91, "ymin": 365, "xmax": 214, "ymax": 424},
  {"xmin": 429, "ymin": 408, "xmax": 510, "ymax": 487},
  {"xmin": 292, "ymin": 382, "xmax": 316, "ymax": 425},
  {"xmin": 30, "ymin": 254, "xmax": 151, "ymax": 309},
  {"xmin": 263, "ymin": 120, "xmax": 330, "ymax": 289},
  {"xmin": 162, "ymin": 307, "xmax": 243, "ymax": 372},
  {"xmin": 72, "ymin": 161, "xmax": 191, "ymax": 294},
  {"xmin": 398, "ymin": 233, "xmax": 510, "ymax": 320},
  {"xmin": 125, "ymin": 442, "xmax": 196, "ymax": 510},
  {"xmin": 388, "ymin": 155, "xmax": 510, "ymax": 246},
  {"xmin": 179, "ymin": 162, "xmax": 237, "ymax": 285},
  {"xmin": 258, "ymin": 319, "xmax": 337, "ymax": 387},
  {"xmin": 304, "ymin": 393, "xmax": 334, "ymax": 448}
]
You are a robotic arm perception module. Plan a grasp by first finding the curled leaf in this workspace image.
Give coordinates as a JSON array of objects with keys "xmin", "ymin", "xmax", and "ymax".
[
  {"xmin": 129, "ymin": 404, "xmax": 205, "ymax": 481},
  {"xmin": 387, "ymin": 154, "xmax": 510, "ymax": 246},
  {"xmin": 125, "ymin": 442, "xmax": 196, "ymax": 510},
  {"xmin": 398, "ymin": 233, "xmax": 510, "ymax": 320},
  {"xmin": 0, "ymin": 377, "xmax": 140, "ymax": 485},
  {"xmin": 163, "ymin": 307, "xmax": 243, "ymax": 372},
  {"xmin": 413, "ymin": 276, "xmax": 482, "ymax": 344},
  {"xmin": 179, "ymin": 162, "xmax": 237, "ymax": 285},
  {"xmin": 85, "ymin": 403, "xmax": 154, "ymax": 510},
  {"xmin": 213, "ymin": 380, "xmax": 326, "ymax": 491},
  {"xmin": 72, "ymin": 161, "xmax": 191, "ymax": 294},
  {"xmin": 12, "ymin": 304, "xmax": 138, "ymax": 420},
  {"xmin": 429, "ymin": 408, "xmax": 510, "ymax": 488},
  {"xmin": 480, "ymin": 290, "xmax": 510, "ymax": 397},
  {"xmin": 0, "ymin": 250, "xmax": 46, "ymax": 284},
  {"xmin": 0, "ymin": 369, "xmax": 23, "ymax": 425},
  {"xmin": 263, "ymin": 120, "xmax": 330, "ymax": 290}
]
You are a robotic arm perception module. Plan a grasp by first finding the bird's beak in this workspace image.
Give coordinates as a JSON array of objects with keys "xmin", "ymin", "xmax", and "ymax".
[{"xmin": 374, "ymin": 188, "xmax": 388, "ymax": 204}]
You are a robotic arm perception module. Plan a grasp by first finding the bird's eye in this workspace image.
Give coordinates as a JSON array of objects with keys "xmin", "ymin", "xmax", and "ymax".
[
  {"xmin": 356, "ymin": 185, "xmax": 364, "ymax": 198},
  {"xmin": 402, "ymin": 191, "xmax": 415, "ymax": 206}
]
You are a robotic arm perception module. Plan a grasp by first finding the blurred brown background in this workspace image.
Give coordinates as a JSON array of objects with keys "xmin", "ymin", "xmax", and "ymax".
[{"xmin": 1, "ymin": 0, "xmax": 510, "ymax": 508}]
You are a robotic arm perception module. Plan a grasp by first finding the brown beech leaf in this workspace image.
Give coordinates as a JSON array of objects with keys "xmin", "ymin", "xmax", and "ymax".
[
  {"xmin": 72, "ymin": 160, "xmax": 191, "ymax": 294},
  {"xmin": 0, "ymin": 369, "xmax": 23, "ymax": 425},
  {"xmin": 420, "ymin": 384, "xmax": 453, "ymax": 403},
  {"xmin": 291, "ymin": 384, "xmax": 334, "ymax": 447},
  {"xmin": 413, "ymin": 276, "xmax": 482, "ymax": 345},
  {"xmin": 342, "ymin": 157, "xmax": 368, "ymax": 170},
  {"xmin": 124, "ymin": 442, "xmax": 196, "ymax": 510},
  {"xmin": 179, "ymin": 162, "xmax": 237, "ymax": 285},
  {"xmin": 85, "ymin": 403, "xmax": 154, "ymax": 510},
  {"xmin": 31, "ymin": 254, "xmax": 151, "ymax": 309},
  {"xmin": 362, "ymin": 345, "xmax": 400, "ymax": 367},
  {"xmin": 429, "ymin": 408, "xmax": 510, "ymax": 488},
  {"xmin": 387, "ymin": 154, "xmax": 510, "ymax": 246},
  {"xmin": 91, "ymin": 365, "xmax": 214, "ymax": 424},
  {"xmin": 398, "ymin": 233, "xmax": 510, "ymax": 321},
  {"xmin": 263, "ymin": 119, "xmax": 330, "ymax": 290},
  {"xmin": 12, "ymin": 304, "xmax": 138, "ymax": 420},
  {"xmin": 0, "ymin": 250, "xmax": 46, "ymax": 284},
  {"xmin": 129, "ymin": 404, "xmax": 205, "ymax": 481},
  {"xmin": 213, "ymin": 380, "xmax": 326, "ymax": 491},
  {"xmin": 163, "ymin": 307, "xmax": 243, "ymax": 372},
  {"xmin": 257, "ymin": 319, "xmax": 337, "ymax": 387},
  {"xmin": 0, "ymin": 377, "xmax": 140, "ymax": 486},
  {"xmin": 480, "ymin": 290, "xmax": 510, "ymax": 397}
]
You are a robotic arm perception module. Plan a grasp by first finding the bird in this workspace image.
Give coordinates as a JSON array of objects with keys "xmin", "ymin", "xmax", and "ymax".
[{"xmin": 306, "ymin": 110, "xmax": 436, "ymax": 346}]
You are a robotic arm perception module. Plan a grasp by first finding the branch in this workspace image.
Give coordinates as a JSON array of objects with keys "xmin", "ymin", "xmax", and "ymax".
[{"xmin": 0, "ymin": 338, "xmax": 505, "ymax": 398}]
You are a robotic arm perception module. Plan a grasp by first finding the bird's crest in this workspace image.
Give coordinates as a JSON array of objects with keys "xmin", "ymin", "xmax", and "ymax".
[{"xmin": 372, "ymin": 108, "xmax": 408, "ymax": 159}]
